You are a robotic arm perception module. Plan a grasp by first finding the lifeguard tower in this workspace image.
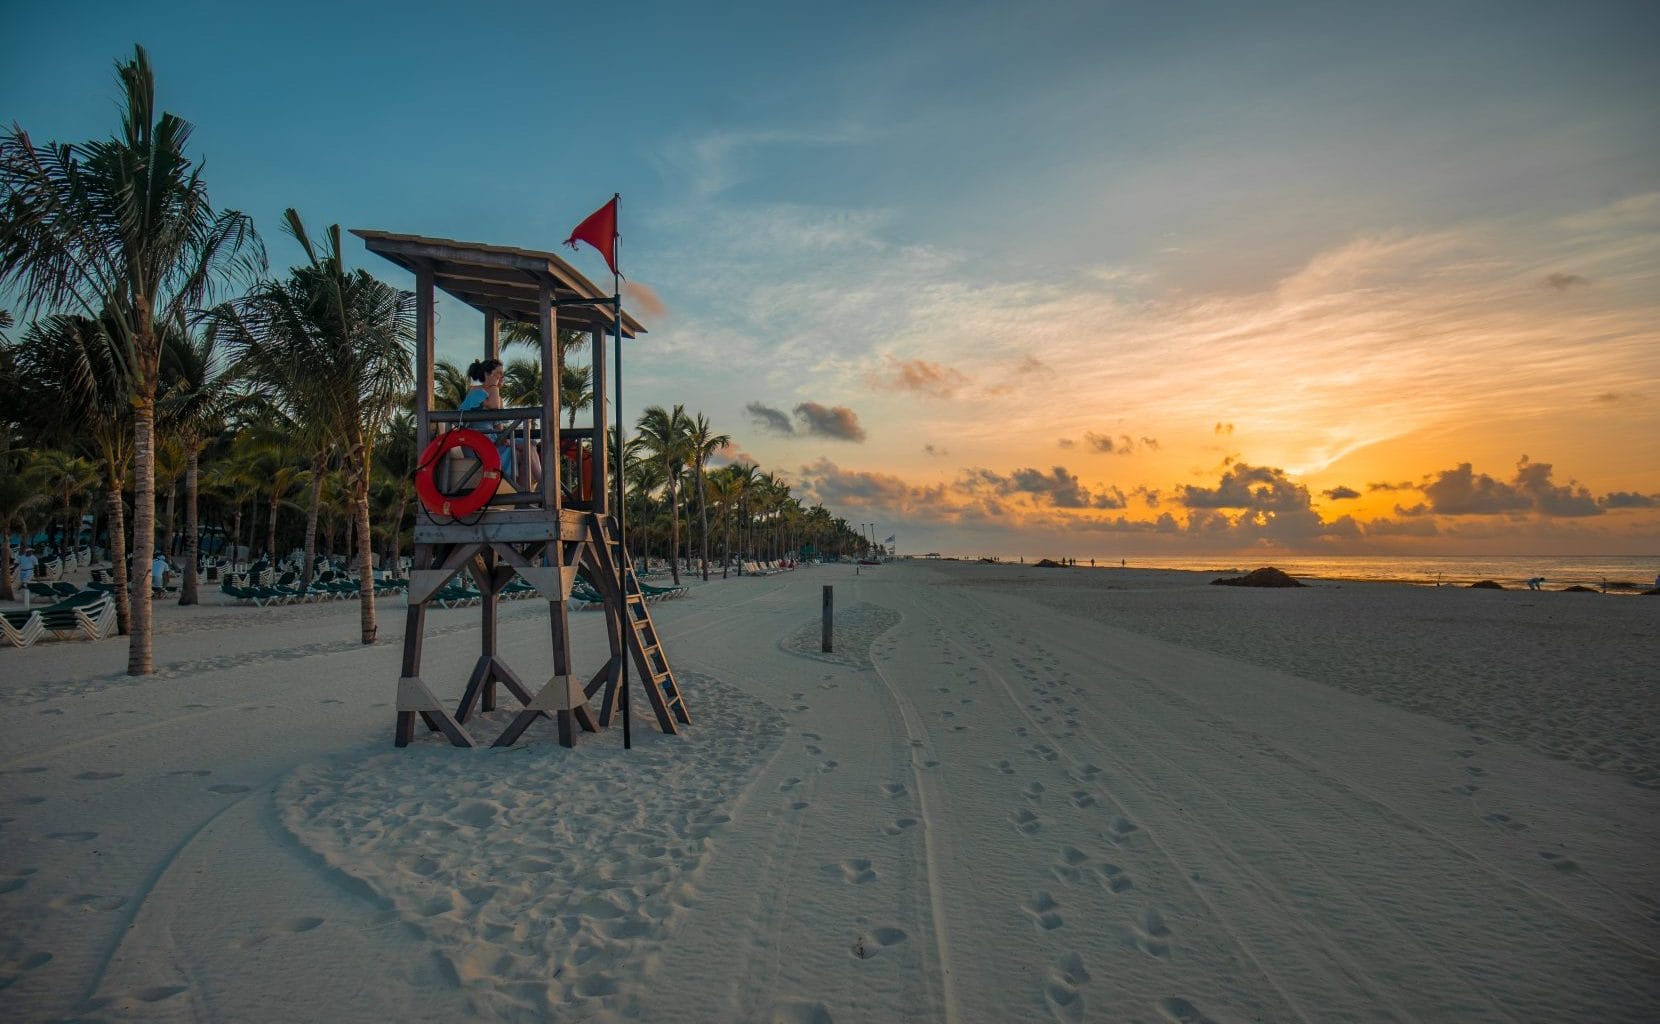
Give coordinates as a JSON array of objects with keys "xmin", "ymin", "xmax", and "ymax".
[{"xmin": 354, "ymin": 230, "xmax": 689, "ymax": 748}]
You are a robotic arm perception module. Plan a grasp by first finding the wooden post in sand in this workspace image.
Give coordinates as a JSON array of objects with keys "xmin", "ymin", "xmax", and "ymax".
[{"xmin": 822, "ymin": 585, "xmax": 834, "ymax": 653}]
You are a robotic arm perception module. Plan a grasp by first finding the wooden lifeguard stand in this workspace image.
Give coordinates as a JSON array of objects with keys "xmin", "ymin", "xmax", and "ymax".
[{"xmin": 354, "ymin": 230, "xmax": 690, "ymax": 748}]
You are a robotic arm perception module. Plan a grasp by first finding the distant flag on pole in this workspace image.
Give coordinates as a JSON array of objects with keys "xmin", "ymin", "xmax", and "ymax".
[
  {"xmin": 565, "ymin": 194, "xmax": 620, "ymax": 277},
  {"xmin": 884, "ymin": 535, "xmax": 895, "ymax": 544}
]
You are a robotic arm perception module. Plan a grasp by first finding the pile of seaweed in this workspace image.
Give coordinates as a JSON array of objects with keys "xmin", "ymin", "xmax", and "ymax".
[{"xmin": 1211, "ymin": 567, "xmax": 1304, "ymax": 588}]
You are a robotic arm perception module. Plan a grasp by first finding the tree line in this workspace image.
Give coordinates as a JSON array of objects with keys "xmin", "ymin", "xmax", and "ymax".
[{"xmin": 0, "ymin": 45, "xmax": 875, "ymax": 674}]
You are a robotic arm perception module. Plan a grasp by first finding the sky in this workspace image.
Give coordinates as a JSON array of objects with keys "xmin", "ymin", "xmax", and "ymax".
[{"xmin": 4, "ymin": 0, "xmax": 1658, "ymax": 558}]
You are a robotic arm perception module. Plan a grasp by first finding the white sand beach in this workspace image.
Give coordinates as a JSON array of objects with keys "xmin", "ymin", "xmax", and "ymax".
[{"xmin": 2, "ymin": 561, "xmax": 1658, "ymax": 1022}]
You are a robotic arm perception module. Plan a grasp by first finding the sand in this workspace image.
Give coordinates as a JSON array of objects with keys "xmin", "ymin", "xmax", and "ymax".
[{"xmin": 1, "ymin": 561, "xmax": 1657, "ymax": 1022}]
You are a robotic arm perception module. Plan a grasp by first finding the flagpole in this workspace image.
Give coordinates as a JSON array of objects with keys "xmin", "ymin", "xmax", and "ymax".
[{"xmin": 612, "ymin": 194, "xmax": 630, "ymax": 750}]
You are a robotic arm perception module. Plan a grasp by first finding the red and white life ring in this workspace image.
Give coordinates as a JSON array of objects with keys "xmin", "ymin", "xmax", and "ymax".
[{"xmin": 415, "ymin": 429, "xmax": 501, "ymax": 519}]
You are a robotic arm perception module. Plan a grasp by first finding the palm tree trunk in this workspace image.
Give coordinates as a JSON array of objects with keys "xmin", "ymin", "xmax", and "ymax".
[
  {"xmin": 266, "ymin": 491, "xmax": 280, "ymax": 569},
  {"xmin": 302, "ymin": 453, "xmax": 325, "ymax": 591},
  {"xmin": 721, "ymin": 512, "xmax": 731, "ymax": 579},
  {"xmin": 0, "ymin": 521, "xmax": 14, "ymax": 602},
  {"xmin": 107, "ymin": 485, "xmax": 131, "ymax": 635},
  {"xmin": 164, "ymin": 484, "xmax": 178, "ymax": 557},
  {"xmin": 667, "ymin": 478, "xmax": 681, "ymax": 586},
  {"xmin": 128, "ymin": 401, "xmax": 156, "ymax": 674},
  {"xmin": 180, "ymin": 444, "xmax": 201, "ymax": 605},
  {"xmin": 696, "ymin": 465, "xmax": 710, "ymax": 582},
  {"xmin": 351, "ymin": 432, "xmax": 377, "ymax": 644}
]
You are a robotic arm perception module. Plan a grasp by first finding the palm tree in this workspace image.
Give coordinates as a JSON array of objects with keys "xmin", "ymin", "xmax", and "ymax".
[
  {"xmin": 632, "ymin": 404, "xmax": 691, "ymax": 584},
  {"xmin": 219, "ymin": 210, "xmax": 412, "ymax": 643},
  {"xmin": 704, "ymin": 467, "xmax": 744, "ymax": 578},
  {"xmin": 0, "ymin": 45, "xmax": 262, "ymax": 674},
  {"xmin": 372, "ymin": 410, "xmax": 417, "ymax": 576},
  {"xmin": 11, "ymin": 315, "xmax": 137, "ymax": 632},
  {"xmin": 434, "ymin": 360, "xmax": 469, "ymax": 410},
  {"xmin": 154, "ymin": 437, "xmax": 186, "ymax": 557},
  {"xmin": 0, "ymin": 458, "xmax": 44, "ymax": 601},
  {"xmin": 27, "ymin": 448, "xmax": 97, "ymax": 563},
  {"xmin": 560, "ymin": 362, "xmax": 592, "ymax": 429},
  {"xmin": 684, "ymin": 413, "xmax": 731, "ymax": 581},
  {"xmin": 158, "ymin": 324, "xmax": 239, "ymax": 603},
  {"xmin": 502, "ymin": 358, "xmax": 541, "ymax": 408}
]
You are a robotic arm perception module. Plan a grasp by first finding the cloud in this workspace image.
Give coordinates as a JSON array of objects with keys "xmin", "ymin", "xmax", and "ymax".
[
  {"xmin": 710, "ymin": 441, "xmax": 760, "ymax": 468},
  {"xmin": 1600, "ymin": 491, "xmax": 1658, "ymax": 509},
  {"xmin": 620, "ymin": 280, "xmax": 667, "ymax": 320},
  {"xmin": 796, "ymin": 457, "xmax": 959, "ymax": 518},
  {"xmin": 1363, "ymin": 516, "xmax": 1441, "ymax": 537},
  {"xmin": 1140, "ymin": 437, "xmax": 1161, "ymax": 451},
  {"xmin": 1179, "ymin": 463, "xmax": 1312, "ymax": 511},
  {"xmin": 793, "ymin": 401, "xmax": 867, "ymax": 441},
  {"xmin": 1214, "ymin": 422, "xmax": 1234, "ymax": 436},
  {"xmin": 1543, "ymin": 273, "xmax": 1590, "ymax": 291},
  {"xmin": 1015, "ymin": 355, "xmax": 1052, "ymax": 375},
  {"xmin": 923, "ymin": 443, "xmax": 950, "ymax": 458},
  {"xmin": 1132, "ymin": 485, "xmax": 1162, "ymax": 508},
  {"xmin": 964, "ymin": 465, "xmax": 1093, "ymax": 508},
  {"xmin": 1084, "ymin": 432, "xmax": 1139, "ymax": 455},
  {"xmin": 1322, "ymin": 486, "xmax": 1362, "ymax": 501},
  {"xmin": 1368, "ymin": 480, "xmax": 1417, "ymax": 492},
  {"xmin": 746, "ymin": 401, "xmax": 795, "ymax": 435},
  {"xmin": 1594, "ymin": 391, "xmax": 1630, "ymax": 404},
  {"xmin": 874, "ymin": 356, "xmax": 969, "ymax": 398},
  {"xmin": 1057, "ymin": 438, "xmax": 1076, "ymax": 449},
  {"xmin": 1412, "ymin": 456, "xmax": 1602, "ymax": 518}
]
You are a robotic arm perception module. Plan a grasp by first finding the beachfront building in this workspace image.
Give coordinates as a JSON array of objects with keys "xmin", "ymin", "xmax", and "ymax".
[{"xmin": 356, "ymin": 231, "xmax": 688, "ymax": 749}]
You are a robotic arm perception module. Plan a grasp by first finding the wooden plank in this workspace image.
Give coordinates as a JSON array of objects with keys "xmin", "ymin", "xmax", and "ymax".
[
  {"xmin": 540, "ymin": 282, "xmax": 560, "ymax": 513},
  {"xmin": 589, "ymin": 324, "xmax": 608, "ymax": 516},
  {"xmin": 415, "ymin": 266, "xmax": 435, "ymax": 453}
]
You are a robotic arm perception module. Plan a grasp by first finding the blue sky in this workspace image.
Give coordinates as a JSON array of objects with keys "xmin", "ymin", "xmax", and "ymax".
[{"xmin": 5, "ymin": 1, "xmax": 1658, "ymax": 555}]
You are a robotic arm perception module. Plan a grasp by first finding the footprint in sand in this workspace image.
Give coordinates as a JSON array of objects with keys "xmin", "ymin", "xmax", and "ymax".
[
  {"xmin": 1042, "ymin": 951, "xmax": 1091, "ymax": 1022},
  {"xmin": 1105, "ymin": 816, "xmax": 1139, "ymax": 843},
  {"xmin": 882, "ymin": 782, "xmax": 906, "ymax": 798},
  {"xmin": 1069, "ymin": 790, "xmax": 1097, "ymax": 808},
  {"xmin": 1, "ymin": 870, "xmax": 37, "ymax": 894},
  {"xmin": 1483, "ymin": 812, "xmax": 1528, "ymax": 832},
  {"xmin": 1024, "ymin": 890, "xmax": 1063, "ymax": 930},
  {"xmin": 1538, "ymin": 850, "xmax": 1580, "ymax": 873},
  {"xmin": 770, "ymin": 999, "xmax": 835, "ymax": 1024},
  {"xmin": 1156, "ymin": 996, "xmax": 1217, "ymax": 1023},
  {"xmin": 789, "ymin": 800, "xmax": 810, "ymax": 811},
  {"xmin": 280, "ymin": 916, "xmax": 325, "ymax": 933},
  {"xmin": 1051, "ymin": 847, "xmax": 1090, "ymax": 884},
  {"xmin": 849, "ymin": 926, "xmax": 908, "ymax": 960},
  {"xmin": 831, "ymin": 858, "xmax": 878, "ymax": 884},
  {"xmin": 208, "ymin": 784, "xmax": 252, "ymax": 795},
  {"xmin": 818, "ymin": 760, "xmax": 839, "ymax": 774},
  {"xmin": 1131, "ymin": 908, "xmax": 1170, "ymax": 957},
  {"xmin": 49, "ymin": 893, "xmax": 128, "ymax": 912},
  {"xmin": 45, "ymin": 831, "xmax": 98, "ymax": 842},
  {"xmin": 1011, "ymin": 809, "xmax": 1043, "ymax": 835},
  {"xmin": 1095, "ymin": 862, "xmax": 1133, "ymax": 894},
  {"xmin": 16, "ymin": 796, "xmax": 47, "ymax": 806},
  {"xmin": 1023, "ymin": 782, "xmax": 1045, "ymax": 803},
  {"xmin": 779, "ymin": 777, "xmax": 802, "ymax": 792},
  {"xmin": 169, "ymin": 769, "xmax": 212, "ymax": 778},
  {"xmin": 881, "ymin": 818, "xmax": 919, "ymax": 836}
]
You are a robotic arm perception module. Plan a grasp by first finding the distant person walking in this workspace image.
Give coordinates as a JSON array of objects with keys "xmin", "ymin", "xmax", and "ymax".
[
  {"xmin": 17, "ymin": 547, "xmax": 38, "ymax": 608},
  {"xmin": 1526, "ymin": 576, "xmax": 1545, "ymax": 591}
]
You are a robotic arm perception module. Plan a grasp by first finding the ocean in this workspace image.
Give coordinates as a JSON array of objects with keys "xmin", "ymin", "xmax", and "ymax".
[{"xmin": 1002, "ymin": 554, "xmax": 1660, "ymax": 591}]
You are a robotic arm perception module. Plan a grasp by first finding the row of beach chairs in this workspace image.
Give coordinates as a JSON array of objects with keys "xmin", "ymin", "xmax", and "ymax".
[
  {"xmin": 1, "ymin": 589, "xmax": 117, "ymax": 648},
  {"xmin": 217, "ymin": 569, "xmax": 407, "ymax": 606},
  {"xmin": 740, "ymin": 560, "xmax": 796, "ymax": 576}
]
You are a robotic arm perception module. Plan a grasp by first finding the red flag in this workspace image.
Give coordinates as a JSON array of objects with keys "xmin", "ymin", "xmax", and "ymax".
[{"xmin": 564, "ymin": 194, "xmax": 619, "ymax": 277}]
